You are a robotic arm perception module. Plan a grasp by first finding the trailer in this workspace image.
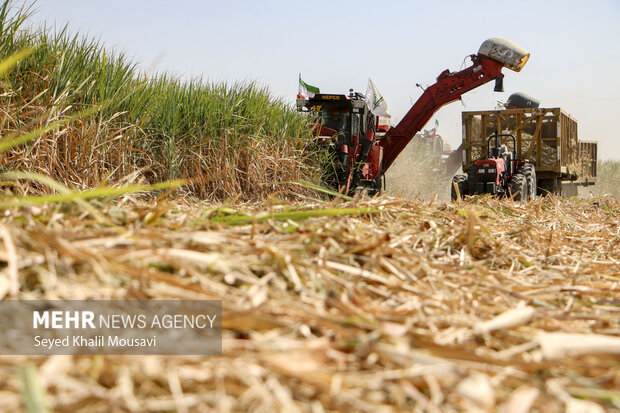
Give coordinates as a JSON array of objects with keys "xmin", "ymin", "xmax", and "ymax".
[{"xmin": 460, "ymin": 107, "xmax": 597, "ymax": 196}]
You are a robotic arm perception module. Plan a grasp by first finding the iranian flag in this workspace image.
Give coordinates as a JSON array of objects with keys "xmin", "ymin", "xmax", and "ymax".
[
  {"xmin": 430, "ymin": 119, "xmax": 439, "ymax": 137},
  {"xmin": 298, "ymin": 75, "xmax": 320, "ymax": 99}
]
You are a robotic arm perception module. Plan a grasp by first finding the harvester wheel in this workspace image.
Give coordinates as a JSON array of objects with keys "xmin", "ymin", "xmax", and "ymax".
[
  {"xmin": 451, "ymin": 174, "xmax": 468, "ymax": 201},
  {"xmin": 520, "ymin": 163, "xmax": 537, "ymax": 200},
  {"xmin": 366, "ymin": 175, "xmax": 383, "ymax": 197},
  {"xmin": 509, "ymin": 173, "xmax": 527, "ymax": 201}
]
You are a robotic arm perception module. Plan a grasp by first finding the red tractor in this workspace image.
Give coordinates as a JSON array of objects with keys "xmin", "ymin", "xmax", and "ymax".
[
  {"xmin": 298, "ymin": 37, "xmax": 530, "ymax": 196},
  {"xmin": 451, "ymin": 133, "xmax": 536, "ymax": 201}
]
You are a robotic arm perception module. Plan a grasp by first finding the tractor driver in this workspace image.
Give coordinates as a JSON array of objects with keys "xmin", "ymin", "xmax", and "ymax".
[{"xmin": 499, "ymin": 145, "xmax": 508, "ymax": 157}]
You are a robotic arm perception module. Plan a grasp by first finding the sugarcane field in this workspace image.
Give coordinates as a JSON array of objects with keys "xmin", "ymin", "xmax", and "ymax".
[{"xmin": 0, "ymin": 1, "xmax": 619, "ymax": 412}]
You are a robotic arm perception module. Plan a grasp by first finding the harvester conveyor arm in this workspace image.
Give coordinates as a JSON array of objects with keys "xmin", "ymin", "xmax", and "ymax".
[{"xmin": 379, "ymin": 38, "xmax": 529, "ymax": 173}]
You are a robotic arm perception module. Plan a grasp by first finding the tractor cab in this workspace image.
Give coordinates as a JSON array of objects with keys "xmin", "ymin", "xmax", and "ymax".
[
  {"xmin": 472, "ymin": 133, "xmax": 526, "ymax": 195},
  {"xmin": 485, "ymin": 133, "xmax": 517, "ymax": 176}
]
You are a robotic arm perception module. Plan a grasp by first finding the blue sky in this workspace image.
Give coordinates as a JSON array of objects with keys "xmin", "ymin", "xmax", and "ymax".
[{"xmin": 27, "ymin": 0, "xmax": 620, "ymax": 159}]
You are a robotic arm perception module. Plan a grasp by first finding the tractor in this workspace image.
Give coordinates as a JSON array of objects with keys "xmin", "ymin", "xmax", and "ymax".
[{"xmin": 451, "ymin": 133, "xmax": 536, "ymax": 201}]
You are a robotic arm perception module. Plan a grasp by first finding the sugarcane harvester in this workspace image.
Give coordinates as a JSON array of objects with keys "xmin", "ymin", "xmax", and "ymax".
[{"xmin": 297, "ymin": 38, "xmax": 530, "ymax": 195}]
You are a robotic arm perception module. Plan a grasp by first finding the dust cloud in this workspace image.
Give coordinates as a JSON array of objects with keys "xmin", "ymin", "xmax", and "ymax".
[{"xmin": 384, "ymin": 140, "xmax": 453, "ymax": 201}]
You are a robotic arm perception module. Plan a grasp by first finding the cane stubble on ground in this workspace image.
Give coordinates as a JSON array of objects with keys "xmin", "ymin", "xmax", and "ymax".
[{"xmin": 0, "ymin": 195, "xmax": 618, "ymax": 412}]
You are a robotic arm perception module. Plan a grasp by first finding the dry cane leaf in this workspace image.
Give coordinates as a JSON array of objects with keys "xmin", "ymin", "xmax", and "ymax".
[
  {"xmin": 547, "ymin": 379, "xmax": 605, "ymax": 413},
  {"xmin": 537, "ymin": 332, "xmax": 620, "ymax": 359},
  {"xmin": 474, "ymin": 303, "xmax": 535, "ymax": 334},
  {"xmin": 498, "ymin": 386, "xmax": 539, "ymax": 413},
  {"xmin": 456, "ymin": 373, "xmax": 495, "ymax": 410}
]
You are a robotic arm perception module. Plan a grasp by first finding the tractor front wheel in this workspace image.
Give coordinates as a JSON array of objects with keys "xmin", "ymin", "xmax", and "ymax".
[
  {"xmin": 509, "ymin": 173, "xmax": 527, "ymax": 201},
  {"xmin": 451, "ymin": 174, "xmax": 468, "ymax": 201}
]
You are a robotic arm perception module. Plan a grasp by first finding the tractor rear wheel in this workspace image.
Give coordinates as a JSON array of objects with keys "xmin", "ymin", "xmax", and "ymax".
[
  {"xmin": 451, "ymin": 174, "xmax": 468, "ymax": 201},
  {"xmin": 509, "ymin": 173, "xmax": 527, "ymax": 201},
  {"xmin": 520, "ymin": 163, "xmax": 537, "ymax": 200}
]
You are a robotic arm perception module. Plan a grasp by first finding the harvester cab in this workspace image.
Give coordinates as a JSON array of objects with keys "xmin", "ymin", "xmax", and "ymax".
[
  {"xmin": 298, "ymin": 90, "xmax": 365, "ymax": 140},
  {"xmin": 298, "ymin": 90, "xmax": 383, "ymax": 194}
]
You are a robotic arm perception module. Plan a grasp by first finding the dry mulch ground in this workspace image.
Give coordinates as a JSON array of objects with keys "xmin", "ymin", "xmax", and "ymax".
[{"xmin": 0, "ymin": 194, "xmax": 618, "ymax": 412}]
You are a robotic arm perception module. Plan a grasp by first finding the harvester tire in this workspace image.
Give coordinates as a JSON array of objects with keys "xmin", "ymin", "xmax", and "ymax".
[
  {"xmin": 520, "ymin": 162, "xmax": 537, "ymax": 200},
  {"xmin": 451, "ymin": 174, "xmax": 468, "ymax": 201},
  {"xmin": 510, "ymin": 173, "xmax": 527, "ymax": 201},
  {"xmin": 367, "ymin": 175, "xmax": 383, "ymax": 197}
]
